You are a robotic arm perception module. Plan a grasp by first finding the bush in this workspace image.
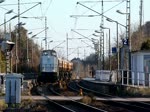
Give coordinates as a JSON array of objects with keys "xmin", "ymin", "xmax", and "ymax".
[
  {"xmin": 0, "ymin": 100, "xmax": 8, "ymax": 111},
  {"xmin": 81, "ymin": 96, "xmax": 92, "ymax": 104}
]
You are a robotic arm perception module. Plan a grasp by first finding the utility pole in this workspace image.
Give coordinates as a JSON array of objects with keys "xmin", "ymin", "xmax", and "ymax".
[
  {"xmin": 77, "ymin": 47, "xmax": 80, "ymax": 58},
  {"xmin": 139, "ymin": 0, "xmax": 143, "ymax": 42},
  {"xmin": 139, "ymin": 0, "xmax": 143, "ymax": 29},
  {"xmin": 27, "ymin": 35, "xmax": 29, "ymax": 73},
  {"xmin": 100, "ymin": 0, "xmax": 104, "ymax": 70},
  {"xmin": 45, "ymin": 17, "xmax": 47, "ymax": 50},
  {"xmin": 66, "ymin": 33, "xmax": 68, "ymax": 60},
  {"xmin": 126, "ymin": 0, "xmax": 131, "ymax": 84},
  {"xmin": 16, "ymin": 0, "xmax": 20, "ymax": 73}
]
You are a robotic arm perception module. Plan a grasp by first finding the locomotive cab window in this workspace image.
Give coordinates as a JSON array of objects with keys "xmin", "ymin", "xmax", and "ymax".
[
  {"xmin": 51, "ymin": 51, "xmax": 56, "ymax": 56},
  {"xmin": 42, "ymin": 51, "xmax": 48, "ymax": 56}
]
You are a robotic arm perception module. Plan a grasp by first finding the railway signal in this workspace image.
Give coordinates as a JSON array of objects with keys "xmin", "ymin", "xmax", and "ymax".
[{"xmin": 1, "ymin": 40, "xmax": 15, "ymax": 73}]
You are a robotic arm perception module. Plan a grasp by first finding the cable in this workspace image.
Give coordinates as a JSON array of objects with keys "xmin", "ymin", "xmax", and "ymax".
[
  {"xmin": 76, "ymin": 0, "xmax": 126, "ymax": 16},
  {"xmin": 78, "ymin": 0, "xmax": 125, "ymax": 3},
  {"xmin": 0, "ymin": 7, "xmax": 18, "ymax": 14},
  {"xmin": 40, "ymin": 2, "xmax": 44, "ymax": 16},
  {"xmin": 81, "ymin": 3, "xmax": 98, "ymax": 15},
  {"xmin": 103, "ymin": 0, "xmax": 125, "ymax": 14},
  {"xmin": 0, "ymin": 2, "xmax": 41, "ymax": 6},
  {"xmin": 22, "ymin": 2, "xmax": 35, "ymax": 18},
  {"xmin": 0, "ymin": 2, "xmax": 41, "ymax": 26},
  {"xmin": 43, "ymin": 0, "xmax": 52, "ymax": 16}
]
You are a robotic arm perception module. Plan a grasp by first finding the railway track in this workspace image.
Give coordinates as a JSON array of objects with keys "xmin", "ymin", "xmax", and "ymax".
[
  {"xmin": 52, "ymin": 80, "xmax": 132, "ymax": 111},
  {"xmin": 36, "ymin": 83, "xmax": 106, "ymax": 112},
  {"xmin": 67, "ymin": 80, "xmax": 150, "ymax": 112}
]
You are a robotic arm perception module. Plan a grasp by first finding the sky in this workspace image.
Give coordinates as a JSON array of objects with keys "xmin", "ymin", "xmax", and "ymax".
[{"xmin": 0, "ymin": 0, "xmax": 149, "ymax": 60}]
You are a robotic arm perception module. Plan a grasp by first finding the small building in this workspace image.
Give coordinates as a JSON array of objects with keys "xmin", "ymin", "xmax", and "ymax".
[{"xmin": 131, "ymin": 51, "xmax": 150, "ymax": 85}]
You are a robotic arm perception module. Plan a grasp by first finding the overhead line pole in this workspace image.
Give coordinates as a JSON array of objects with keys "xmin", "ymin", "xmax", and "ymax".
[
  {"xmin": 15, "ymin": 0, "xmax": 20, "ymax": 73},
  {"xmin": 66, "ymin": 33, "xmax": 68, "ymax": 60},
  {"xmin": 45, "ymin": 17, "xmax": 47, "ymax": 50},
  {"xmin": 127, "ymin": 0, "xmax": 131, "ymax": 85},
  {"xmin": 100, "ymin": 0, "xmax": 104, "ymax": 70},
  {"xmin": 18, "ymin": 0, "xmax": 20, "ymax": 70}
]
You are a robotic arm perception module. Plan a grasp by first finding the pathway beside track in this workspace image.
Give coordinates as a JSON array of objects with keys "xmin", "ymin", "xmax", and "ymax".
[{"xmin": 1, "ymin": 96, "xmax": 150, "ymax": 102}]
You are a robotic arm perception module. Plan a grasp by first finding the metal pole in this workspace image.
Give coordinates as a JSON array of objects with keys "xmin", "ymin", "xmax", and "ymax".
[
  {"xmin": 102, "ymin": 33, "xmax": 104, "ymax": 70},
  {"xmin": 15, "ymin": 31, "xmax": 18, "ymax": 73},
  {"xmin": 32, "ymin": 43, "xmax": 33, "ymax": 72},
  {"xmin": 99, "ymin": 36, "xmax": 101, "ymax": 70},
  {"xmin": 101, "ymin": 0, "xmax": 104, "ymax": 70},
  {"xmin": 5, "ymin": 50, "xmax": 10, "ymax": 74},
  {"xmin": 66, "ymin": 33, "xmax": 68, "ymax": 60},
  {"xmin": 4, "ymin": 14, "xmax": 6, "ymax": 35},
  {"xmin": 9, "ymin": 23, "xmax": 12, "ymax": 73},
  {"xmin": 127, "ymin": 0, "xmax": 131, "ymax": 84},
  {"xmin": 77, "ymin": 47, "xmax": 79, "ymax": 58},
  {"xmin": 18, "ymin": 0, "xmax": 20, "ymax": 72},
  {"xmin": 4, "ymin": 14, "xmax": 7, "ymax": 74},
  {"xmin": 41, "ymin": 41, "xmax": 42, "ymax": 50},
  {"xmin": 27, "ymin": 36, "xmax": 29, "ymax": 73},
  {"xmin": 117, "ymin": 22, "xmax": 119, "ymax": 81},
  {"xmin": 45, "ymin": 17, "xmax": 47, "ymax": 50},
  {"xmin": 99, "ymin": 26, "xmax": 111, "ymax": 70},
  {"xmin": 128, "ymin": 0, "xmax": 131, "ymax": 70},
  {"xmin": 108, "ymin": 29, "xmax": 111, "ymax": 71}
]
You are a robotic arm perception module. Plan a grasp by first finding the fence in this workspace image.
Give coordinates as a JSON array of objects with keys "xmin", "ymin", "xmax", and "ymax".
[{"xmin": 119, "ymin": 69, "xmax": 150, "ymax": 88}]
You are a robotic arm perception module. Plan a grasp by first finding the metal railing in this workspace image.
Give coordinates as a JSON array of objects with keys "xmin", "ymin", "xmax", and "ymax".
[{"xmin": 119, "ymin": 69, "xmax": 150, "ymax": 88}]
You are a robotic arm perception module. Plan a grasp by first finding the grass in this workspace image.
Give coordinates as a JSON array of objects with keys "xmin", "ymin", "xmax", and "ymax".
[
  {"xmin": 0, "ymin": 100, "xmax": 8, "ymax": 111},
  {"xmin": 81, "ymin": 95, "xmax": 92, "ymax": 104}
]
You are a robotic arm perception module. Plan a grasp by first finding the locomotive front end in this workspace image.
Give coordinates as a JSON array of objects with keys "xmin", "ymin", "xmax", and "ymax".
[{"xmin": 38, "ymin": 50, "xmax": 58, "ymax": 83}]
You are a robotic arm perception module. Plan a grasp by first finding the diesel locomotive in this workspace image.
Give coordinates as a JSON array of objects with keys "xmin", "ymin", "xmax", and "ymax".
[{"xmin": 37, "ymin": 49, "xmax": 73, "ymax": 83}]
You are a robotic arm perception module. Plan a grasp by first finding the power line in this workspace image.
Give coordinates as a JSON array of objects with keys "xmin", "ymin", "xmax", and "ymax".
[
  {"xmin": 72, "ymin": 0, "xmax": 126, "ymax": 17},
  {"xmin": 0, "ymin": 2, "xmax": 41, "ymax": 6},
  {"xmin": 77, "ymin": 0, "xmax": 125, "ymax": 3},
  {"xmin": 43, "ymin": 0, "xmax": 52, "ymax": 16},
  {"xmin": 0, "ymin": 2, "xmax": 41, "ymax": 26}
]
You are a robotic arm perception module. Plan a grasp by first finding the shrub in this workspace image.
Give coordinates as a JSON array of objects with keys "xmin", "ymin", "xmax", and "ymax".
[{"xmin": 0, "ymin": 100, "xmax": 8, "ymax": 111}]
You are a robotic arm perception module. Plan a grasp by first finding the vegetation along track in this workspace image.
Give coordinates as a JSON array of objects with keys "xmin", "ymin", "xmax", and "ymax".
[
  {"xmin": 52, "ymin": 80, "xmax": 130, "ymax": 112},
  {"xmin": 68, "ymin": 80, "xmax": 150, "ymax": 112},
  {"xmin": 36, "ymin": 82, "xmax": 106, "ymax": 112}
]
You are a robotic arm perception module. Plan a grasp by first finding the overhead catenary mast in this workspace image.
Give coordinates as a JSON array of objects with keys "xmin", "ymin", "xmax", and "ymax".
[
  {"xmin": 139, "ymin": 0, "xmax": 143, "ymax": 29},
  {"xmin": 66, "ymin": 33, "xmax": 68, "ymax": 60},
  {"xmin": 139, "ymin": 0, "xmax": 143, "ymax": 42},
  {"xmin": 99, "ymin": 0, "xmax": 104, "ymax": 70}
]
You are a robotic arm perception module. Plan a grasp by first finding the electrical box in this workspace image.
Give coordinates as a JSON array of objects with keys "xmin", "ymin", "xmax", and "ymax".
[{"xmin": 5, "ymin": 73, "xmax": 23, "ymax": 104}]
